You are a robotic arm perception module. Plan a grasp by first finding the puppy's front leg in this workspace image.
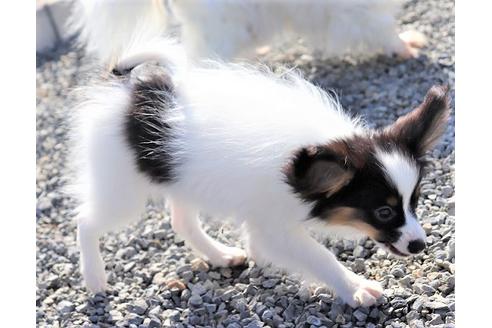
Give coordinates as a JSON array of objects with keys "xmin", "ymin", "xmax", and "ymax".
[{"xmin": 247, "ymin": 224, "xmax": 382, "ymax": 307}]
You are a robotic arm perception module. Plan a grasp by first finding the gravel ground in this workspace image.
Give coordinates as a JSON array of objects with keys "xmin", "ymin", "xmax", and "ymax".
[{"xmin": 36, "ymin": 0, "xmax": 455, "ymax": 327}]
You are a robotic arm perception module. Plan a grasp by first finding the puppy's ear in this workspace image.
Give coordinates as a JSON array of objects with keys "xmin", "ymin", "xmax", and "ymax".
[
  {"xmin": 285, "ymin": 146, "xmax": 355, "ymax": 198},
  {"xmin": 384, "ymin": 85, "xmax": 450, "ymax": 157}
]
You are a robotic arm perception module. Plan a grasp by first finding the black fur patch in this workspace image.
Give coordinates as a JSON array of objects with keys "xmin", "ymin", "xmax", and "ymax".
[{"xmin": 125, "ymin": 64, "xmax": 179, "ymax": 184}]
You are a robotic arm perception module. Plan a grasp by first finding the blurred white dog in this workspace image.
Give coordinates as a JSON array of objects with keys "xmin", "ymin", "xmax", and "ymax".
[{"xmin": 70, "ymin": 0, "xmax": 427, "ymax": 63}]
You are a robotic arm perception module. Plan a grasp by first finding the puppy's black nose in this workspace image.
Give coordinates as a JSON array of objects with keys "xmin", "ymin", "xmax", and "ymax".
[{"xmin": 408, "ymin": 239, "xmax": 426, "ymax": 254}]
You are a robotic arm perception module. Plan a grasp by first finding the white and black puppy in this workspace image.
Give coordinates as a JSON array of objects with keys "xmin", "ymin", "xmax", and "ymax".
[
  {"xmin": 70, "ymin": 32, "xmax": 449, "ymax": 307},
  {"xmin": 71, "ymin": 0, "xmax": 427, "ymax": 63}
]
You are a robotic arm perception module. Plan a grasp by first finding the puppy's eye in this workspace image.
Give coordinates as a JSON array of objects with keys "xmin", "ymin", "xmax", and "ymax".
[{"xmin": 374, "ymin": 206, "xmax": 396, "ymax": 221}]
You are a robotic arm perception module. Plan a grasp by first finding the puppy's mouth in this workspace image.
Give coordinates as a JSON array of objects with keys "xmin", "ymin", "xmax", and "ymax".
[
  {"xmin": 384, "ymin": 243, "xmax": 410, "ymax": 257},
  {"xmin": 375, "ymin": 240, "xmax": 410, "ymax": 257}
]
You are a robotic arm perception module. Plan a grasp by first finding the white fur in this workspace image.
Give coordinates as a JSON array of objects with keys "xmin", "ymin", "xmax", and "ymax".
[
  {"xmin": 376, "ymin": 149, "xmax": 426, "ymax": 254},
  {"xmin": 70, "ymin": 0, "xmax": 423, "ymax": 63},
  {"xmin": 376, "ymin": 149, "xmax": 419, "ymax": 203},
  {"xmin": 69, "ymin": 0, "xmax": 171, "ymax": 64},
  {"xmin": 172, "ymin": 0, "xmax": 407, "ymax": 61}
]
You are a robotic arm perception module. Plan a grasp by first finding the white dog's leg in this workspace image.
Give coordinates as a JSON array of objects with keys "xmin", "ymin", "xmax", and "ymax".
[
  {"xmin": 77, "ymin": 177, "xmax": 149, "ymax": 293},
  {"xmin": 246, "ymin": 223, "xmax": 383, "ymax": 308},
  {"xmin": 170, "ymin": 199, "xmax": 246, "ymax": 267},
  {"xmin": 78, "ymin": 198, "xmax": 148, "ymax": 293},
  {"xmin": 77, "ymin": 217, "xmax": 107, "ymax": 293}
]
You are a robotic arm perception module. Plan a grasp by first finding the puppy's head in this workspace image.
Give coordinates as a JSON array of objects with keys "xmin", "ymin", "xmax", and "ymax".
[{"xmin": 285, "ymin": 85, "xmax": 450, "ymax": 257}]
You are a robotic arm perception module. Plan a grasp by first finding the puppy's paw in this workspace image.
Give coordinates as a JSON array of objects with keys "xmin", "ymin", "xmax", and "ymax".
[
  {"xmin": 207, "ymin": 246, "xmax": 247, "ymax": 267},
  {"xmin": 353, "ymin": 279, "xmax": 383, "ymax": 307},
  {"xmin": 399, "ymin": 30, "xmax": 427, "ymax": 48},
  {"xmin": 81, "ymin": 259, "xmax": 107, "ymax": 293},
  {"xmin": 339, "ymin": 278, "xmax": 384, "ymax": 308},
  {"xmin": 397, "ymin": 30, "xmax": 427, "ymax": 59}
]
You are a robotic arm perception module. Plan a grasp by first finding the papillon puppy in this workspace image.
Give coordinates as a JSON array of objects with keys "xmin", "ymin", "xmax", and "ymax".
[
  {"xmin": 70, "ymin": 0, "xmax": 427, "ymax": 63},
  {"xmin": 69, "ymin": 17, "xmax": 449, "ymax": 307}
]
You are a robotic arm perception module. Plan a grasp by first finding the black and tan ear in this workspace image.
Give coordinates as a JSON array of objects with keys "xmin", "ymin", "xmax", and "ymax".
[
  {"xmin": 284, "ymin": 146, "xmax": 355, "ymax": 198},
  {"xmin": 385, "ymin": 85, "xmax": 450, "ymax": 157}
]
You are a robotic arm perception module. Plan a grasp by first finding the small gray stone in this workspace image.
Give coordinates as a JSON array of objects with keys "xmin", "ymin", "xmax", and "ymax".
[
  {"xmin": 399, "ymin": 275, "xmax": 412, "ymax": 287},
  {"xmin": 297, "ymin": 285, "xmax": 311, "ymax": 302},
  {"xmin": 261, "ymin": 309, "xmax": 273, "ymax": 321},
  {"xmin": 409, "ymin": 319, "xmax": 425, "ymax": 328},
  {"xmin": 353, "ymin": 309, "xmax": 368, "ymax": 322},
  {"xmin": 56, "ymin": 300, "xmax": 74, "ymax": 314},
  {"xmin": 188, "ymin": 294, "xmax": 203, "ymax": 307},
  {"xmin": 406, "ymin": 310, "xmax": 420, "ymax": 322},
  {"xmin": 162, "ymin": 309, "xmax": 180, "ymax": 321},
  {"xmin": 143, "ymin": 317, "xmax": 162, "ymax": 328},
  {"xmin": 226, "ymin": 323, "xmax": 242, "ymax": 328},
  {"xmin": 109, "ymin": 310, "xmax": 124, "ymax": 322},
  {"xmin": 428, "ymin": 314, "xmax": 444, "ymax": 325},
  {"xmin": 306, "ymin": 315, "xmax": 322, "ymax": 326},
  {"xmin": 421, "ymin": 284, "xmax": 437, "ymax": 295},
  {"xmin": 414, "ymin": 283, "xmax": 436, "ymax": 296},
  {"xmin": 128, "ymin": 299, "xmax": 148, "ymax": 315},
  {"xmin": 148, "ymin": 306, "xmax": 161, "ymax": 316},
  {"xmin": 191, "ymin": 283, "xmax": 207, "ymax": 295},
  {"xmin": 412, "ymin": 297, "xmax": 426, "ymax": 311},
  {"xmin": 335, "ymin": 313, "xmax": 346, "ymax": 324},
  {"xmin": 353, "ymin": 245, "xmax": 367, "ymax": 258},
  {"xmin": 244, "ymin": 321, "xmax": 263, "ymax": 328},
  {"xmin": 369, "ymin": 308, "xmax": 379, "ymax": 318},
  {"xmin": 176, "ymin": 264, "xmax": 192, "ymax": 275},
  {"xmin": 262, "ymin": 279, "xmax": 279, "ymax": 288},
  {"xmin": 425, "ymin": 301, "xmax": 449, "ymax": 311},
  {"xmin": 178, "ymin": 270, "xmax": 192, "ymax": 281},
  {"xmin": 232, "ymin": 299, "xmax": 248, "ymax": 313},
  {"xmin": 447, "ymin": 198, "xmax": 455, "ymax": 215},
  {"xmin": 153, "ymin": 229, "xmax": 168, "ymax": 239},
  {"xmin": 126, "ymin": 313, "xmax": 144, "ymax": 325},
  {"xmin": 208, "ymin": 271, "xmax": 221, "ymax": 280},
  {"xmin": 352, "ymin": 258, "xmax": 366, "ymax": 273},
  {"xmin": 329, "ymin": 303, "xmax": 344, "ymax": 321},
  {"xmin": 441, "ymin": 186, "xmax": 453, "ymax": 198},
  {"xmin": 391, "ymin": 267, "xmax": 405, "ymax": 278},
  {"xmin": 123, "ymin": 262, "xmax": 135, "ymax": 272},
  {"xmin": 115, "ymin": 246, "xmax": 137, "ymax": 259}
]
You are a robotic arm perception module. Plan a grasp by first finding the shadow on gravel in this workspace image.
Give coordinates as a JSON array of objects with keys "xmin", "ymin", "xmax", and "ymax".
[
  {"xmin": 80, "ymin": 292, "xmax": 115, "ymax": 326},
  {"xmin": 308, "ymin": 54, "xmax": 453, "ymax": 116}
]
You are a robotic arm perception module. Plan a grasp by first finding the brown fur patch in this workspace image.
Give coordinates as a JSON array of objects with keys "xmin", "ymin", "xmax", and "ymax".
[
  {"xmin": 325, "ymin": 206, "xmax": 359, "ymax": 225},
  {"xmin": 386, "ymin": 196, "xmax": 398, "ymax": 206},
  {"xmin": 324, "ymin": 207, "xmax": 380, "ymax": 239}
]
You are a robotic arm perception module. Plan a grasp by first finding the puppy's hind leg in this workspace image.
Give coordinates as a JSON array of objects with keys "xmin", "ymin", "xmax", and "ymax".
[
  {"xmin": 170, "ymin": 199, "xmax": 247, "ymax": 267},
  {"xmin": 77, "ymin": 188, "xmax": 148, "ymax": 293},
  {"xmin": 76, "ymin": 167, "xmax": 150, "ymax": 293},
  {"xmin": 77, "ymin": 216, "xmax": 107, "ymax": 293}
]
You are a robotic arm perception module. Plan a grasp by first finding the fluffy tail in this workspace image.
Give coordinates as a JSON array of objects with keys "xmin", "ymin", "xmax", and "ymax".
[
  {"xmin": 69, "ymin": 0, "xmax": 180, "ymax": 66},
  {"xmin": 67, "ymin": 1, "xmax": 186, "ymax": 239}
]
